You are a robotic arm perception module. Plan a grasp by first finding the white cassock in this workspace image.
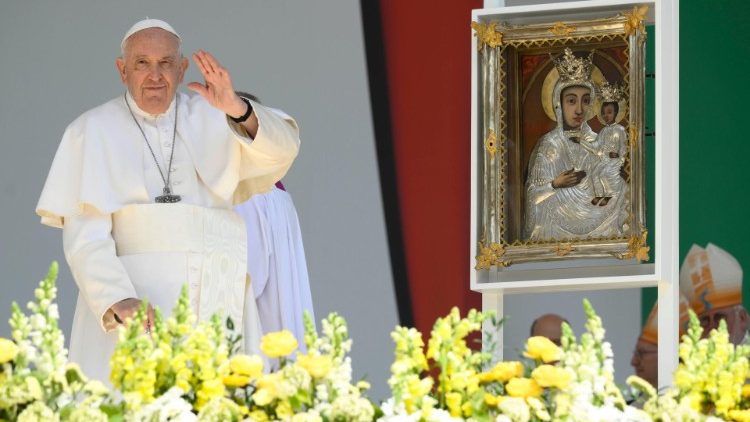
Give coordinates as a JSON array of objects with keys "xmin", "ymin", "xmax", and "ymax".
[
  {"xmin": 234, "ymin": 186, "xmax": 315, "ymax": 348},
  {"xmin": 36, "ymin": 92, "xmax": 300, "ymax": 384}
]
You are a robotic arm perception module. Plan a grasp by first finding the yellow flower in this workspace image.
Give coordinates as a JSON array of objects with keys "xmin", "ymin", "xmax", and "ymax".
[
  {"xmin": 357, "ymin": 380, "xmax": 371, "ymax": 391},
  {"xmin": 253, "ymin": 387, "xmax": 274, "ymax": 406},
  {"xmin": 729, "ymin": 409, "xmax": 750, "ymax": 422},
  {"xmin": 531, "ymin": 364, "xmax": 572, "ymax": 389},
  {"xmin": 222, "ymin": 374, "xmax": 251, "ymax": 388},
  {"xmin": 296, "ymin": 353, "xmax": 333, "ymax": 378},
  {"xmin": 480, "ymin": 361, "xmax": 524, "ymax": 383},
  {"xmin": 0, "ymin": 338, "xmax": 19, "ymax": 364},
  {"xmin": 484, "ymin": 393, "xmax": 499, "ymax": 407},
  {"xmin": 260, "ymin": 330, "xmax": 298, "ymax": 358},
  {"xmin": 505, "ymin": 377, "xmax": 543, "ymax": 398},
  {"xmin": 229, "ymin": 354, "xmax": 263, "ymax": 378},
  {"xmin": 276, "ymin": 400, "xmax": 293, "ymax": 419},
  {"xmin": 25, "ymin": 376, "xmax": 43, "ymax": 400},
  {"xmin": 523, "ymin": 336, "xmax": 561, "ymax": 363},
  {"xmin": 743, "ymin": 384, "xmax": 750, "ymax": 398},
  {"xmin": 445, "ymin": 392, "xmax": 462, "ymax": 417},
  {"xmin": 248, "ymin": 409, "xmax": 270, "ymax": 421}
]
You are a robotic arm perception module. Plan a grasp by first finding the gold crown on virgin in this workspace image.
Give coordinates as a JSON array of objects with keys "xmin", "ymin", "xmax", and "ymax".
[
  {"xmin": 597, "ymin": 81, "xmax": 625, "ymax": 103},
  {"xmin": 552, "ymin": 48, "xmax": 595, "ymax": 84}
]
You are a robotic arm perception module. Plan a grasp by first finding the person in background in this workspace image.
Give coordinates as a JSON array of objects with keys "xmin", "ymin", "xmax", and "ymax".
[
  {"xmin": 530, "ymin": 313, "xmax": 568, "ymax": 346},
  {"xmin": 233, "ymin": 91, "xmax": 314, "ymax": 348},
  {"xmin": 680, "ymin": 243, "xmax": 749, "ymax": 345}
]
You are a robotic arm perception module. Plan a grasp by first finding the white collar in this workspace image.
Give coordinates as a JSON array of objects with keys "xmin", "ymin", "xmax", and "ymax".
[{"xmin": 125, "ymin": 91, "xmax": 177, "ymax": 121}]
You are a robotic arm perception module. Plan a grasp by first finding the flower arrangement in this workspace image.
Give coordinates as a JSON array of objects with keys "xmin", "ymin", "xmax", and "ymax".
[
  {"xmin": 0, "ymin": 262, "xmax": 110, "ymax": 421},
  {"xmin": 380, "ymin": 307, "xmax": 496, "ymax": 421},
  {"xmin": 629, "ymin": 310, "xmax": 750, "ymax": 422},
  {"xmin": 3, "ymin": 263, "xmax": 750, "ymax": 422},
  {"xmin": 380, "ymin": 300, "xmax": 654, "ymax": 421}
]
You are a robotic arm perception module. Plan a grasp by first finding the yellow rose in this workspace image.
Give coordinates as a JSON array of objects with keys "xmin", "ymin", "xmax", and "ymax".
[
  {"xmin": 229, "ymin": 354, "xmax": 263, "ymax": 378},
  {"xmin": 445, "ymin": 392, "xmax": 463, "ymax": 417},
  {"xmin": 505, "ymin": 377, "xmax": 543, "ymax": 398},
  {"xmin": 480, "ymin": 361, "xmax": 524, "ymax": 383},
  {"xmin": 260, "ymin": 330, "xmax": 298, "ymax": 358},
  {"xmin": 531, "ymin": 364, "xmax": 572, "ymax": 389},
  {"xmin": 296, "ymin": 353, "xmax": 333, "ymax": 378},
  {"xmin": 523, "ymin": 336, "xmax": 561, "ymax": 363},
  {"xmin": 222, "ymin": 374, "xmax": 251, "ymax": 388},
  {"xmin": 0, "ymin": 338, "xmax": 19, "ymax": 364}
]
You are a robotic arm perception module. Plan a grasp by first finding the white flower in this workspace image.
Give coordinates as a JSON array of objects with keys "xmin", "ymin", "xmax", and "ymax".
[
  {"xmin": 498, "ymin": 397, "xmax": 530, "ymax": 422},
  {"xmin": 17, "ymin": 401, "xmax": 59, "ymax": 422},
  {"xmin": 291, "ymin": 411, "xmax": 323, "ymax": 422},
  {"xmin": 131, "ymin": 387, "xmax": 196, "ymax": 422},
  {"xmin": 328, "ymin": 394, "xmax": 374, "ymax": 422}
]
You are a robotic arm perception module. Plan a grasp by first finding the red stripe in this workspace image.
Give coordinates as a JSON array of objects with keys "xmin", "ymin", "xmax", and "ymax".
[{"xmin": 379, "ymin": 0, "xmax": 483, "ymax": 336}]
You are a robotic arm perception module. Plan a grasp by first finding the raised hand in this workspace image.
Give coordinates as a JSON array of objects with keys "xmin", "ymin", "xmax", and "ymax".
[{"xmin": 187, "ymin": 50, "xmax": 246, "ymax": 118}]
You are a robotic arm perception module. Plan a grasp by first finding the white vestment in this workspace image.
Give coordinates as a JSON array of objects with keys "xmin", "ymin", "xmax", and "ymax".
[
  {"xmin": 36, "ymin": 92, "xmax": 300, "ymax": 384},
  {"xmin": 234, "ymin": 186, "xmax": 314, "ymax": 348}
]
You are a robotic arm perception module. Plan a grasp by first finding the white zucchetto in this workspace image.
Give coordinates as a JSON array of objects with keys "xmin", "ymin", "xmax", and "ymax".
[{"xmin": 121, "ymin": 18, "xmax": 181, "ymax": 52}]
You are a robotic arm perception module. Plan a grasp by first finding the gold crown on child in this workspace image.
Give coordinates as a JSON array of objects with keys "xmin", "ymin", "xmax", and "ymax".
[
  {"xmin": 597, "ymin": 81, "xmax": 625, "ymax": 103},
  {"xmin": 552, "ymin": 48, "xmax": 595, "ymax": 84}
]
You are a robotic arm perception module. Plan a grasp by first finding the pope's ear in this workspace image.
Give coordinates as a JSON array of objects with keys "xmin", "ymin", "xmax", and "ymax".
[
  {"xmin": 179, "ymin": 56, "xmax": 189, "ymax": 82},
  {"xmin": 115, "ymin": 57, "xmax": 127, "ymax": 83}
]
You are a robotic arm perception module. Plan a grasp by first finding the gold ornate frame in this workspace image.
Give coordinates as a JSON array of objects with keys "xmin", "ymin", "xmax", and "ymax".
[{"xmin": 472, "ymin": 6, "xmax": 650, "ymax": 269}]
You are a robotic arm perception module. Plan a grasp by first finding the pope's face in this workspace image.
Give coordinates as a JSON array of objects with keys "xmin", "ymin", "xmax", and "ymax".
[
  {"xmin": 560, "ymin": 86, "xmax": 591, "ymax": 130},
  {"xmin": 116, "ymin": 28, "xmax": 188, "ymax": 114}
]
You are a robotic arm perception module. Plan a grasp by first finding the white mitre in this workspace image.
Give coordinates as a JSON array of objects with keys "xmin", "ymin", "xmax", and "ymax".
[
  {"xmin": 679, "ymin": 243, "xmax": 743, "ymax": 314},
  {"xmin": 121, "ymin": 18, "xmax": 181, "ymax": 52}
]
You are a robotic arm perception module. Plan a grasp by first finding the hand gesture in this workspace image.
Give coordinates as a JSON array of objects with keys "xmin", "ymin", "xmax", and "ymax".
[
  {"xmin": 187, "ymin": 50, "xmax": 246, "ymax": 118},
  {"xmin": 552, "ymin": 168, "xmax": 586, "ymax": 189}
]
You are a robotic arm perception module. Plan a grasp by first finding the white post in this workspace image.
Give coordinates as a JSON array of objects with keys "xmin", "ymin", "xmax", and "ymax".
[
  {"xmin": 656, "ymin": 0, "xmax": 680, "ymax": 389},
  {"xmin": 483, "ymin": 291, "xmax": 504, "ymax": 362}
]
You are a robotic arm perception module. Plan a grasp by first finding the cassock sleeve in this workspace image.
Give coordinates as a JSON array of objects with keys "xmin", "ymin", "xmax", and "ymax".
[
  {"xmin": 63, "ymin": 211, "xmax": 138, "ymax": 332},
  {"xmin": 225, "ymin": 99, "xmax": 301, "ymax": 204}
]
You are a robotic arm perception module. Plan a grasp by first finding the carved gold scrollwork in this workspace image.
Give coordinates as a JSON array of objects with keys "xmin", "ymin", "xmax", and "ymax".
[
  {"xmin": 629, "ymin": 124, "xmax": 638, "ymax": 151},
  {"xmin": 624, "ymin": 230, "xmax": 650, "ymax": 261},
  {"xmin": 484, "ymin": 129, "xmax": 498, "ymax": 159},
  {"xmin": 623, "ymin": 5, "xmax": 648, "ymax": 37},
  {"xmin": 549, "ymin": 22, "xmax": 576, "ymax": 36},
  {"xmin": 554, "ymin": 243, "xmax": 574, "ymax": 256},
  {"xmin": 476, "ymin": 241, "xmax": 508, "ymax": 269},
  {"xmin": 471, "ymin": 21, "xmax": 503, "ymax": 51}
]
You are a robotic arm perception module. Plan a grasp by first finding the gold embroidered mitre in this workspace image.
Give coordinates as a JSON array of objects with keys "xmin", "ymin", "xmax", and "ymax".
[
  {"xmin": 598, "ymin": 81, "xmax": 625, "ymax": 103},
  {"xmin": 552, "ymin": 48, "xmax": 594, "ymax": 84}
]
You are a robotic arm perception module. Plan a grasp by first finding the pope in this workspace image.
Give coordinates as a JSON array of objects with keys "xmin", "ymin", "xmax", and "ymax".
[{"xmin": 36, "ymin": 18, "xmax": 300, "ymax": 383}]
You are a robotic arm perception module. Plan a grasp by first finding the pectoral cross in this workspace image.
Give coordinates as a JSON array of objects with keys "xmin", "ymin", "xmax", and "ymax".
[{"xmin": 155, "ymin": 187, "xmax": 182, "ymax": 203}]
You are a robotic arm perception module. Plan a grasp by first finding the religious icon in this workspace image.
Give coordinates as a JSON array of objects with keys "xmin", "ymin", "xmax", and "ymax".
[{"xmin": 473, "ymin": 6, "xmax": 649, "ymax": 268}]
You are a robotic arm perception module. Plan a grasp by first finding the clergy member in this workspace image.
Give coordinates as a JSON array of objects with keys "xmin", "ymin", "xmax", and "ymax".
[
  {"xmin": 234, "ymin": 179, "xmax": 315, "ymax": 349},
  {"xmin": 36, "ymin": 19, "xmax": 300, "ymax": 383},
  {"xmin": 679, "ymin": 243, "xmax": 749, "ymax": 344},
  {"xmin": 630, "ymin": 296, "xmax": 690, "ymax": 389}
]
